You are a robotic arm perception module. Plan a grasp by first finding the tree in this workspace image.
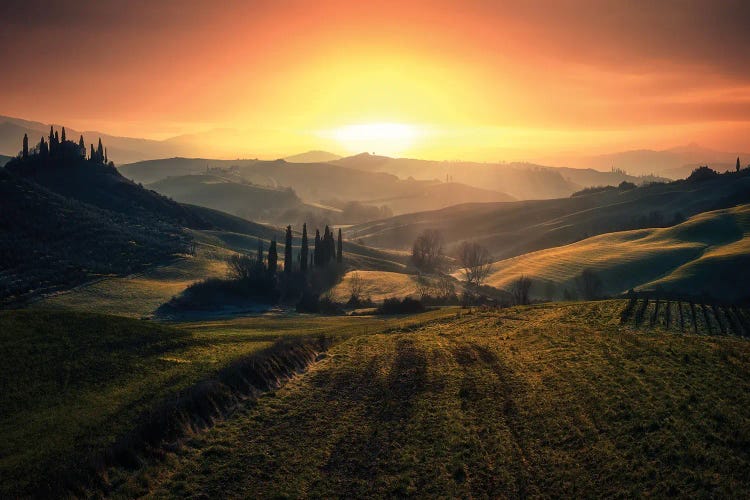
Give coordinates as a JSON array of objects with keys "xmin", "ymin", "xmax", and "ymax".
[
  {"xmin": 348, "ymin": 271, "xmax": 364, "ymax": 302},
  {"xmin": 78, "ymin": 135, "xmax": 85, "ymax": 157},
  {"xmin": 39, "ymin": 137, "xmax": 48, "ymax": 157},
  {"xmin": 411, "ymin": 229, "xmax": 444, "ymax": 272},
  {"xmin": 510, "ymin": 275, "xmax": 532, "ymax": 305},
  {"xmin": 61, "ymin": 127, "xmax": 66, "ymax": 142},
  {"xmin": 227, "ymin": 254, "xmax": 255, "ymax": 280},
  {"xmin": 49, "ymin": 126, "xmax": 54, "ymax": 145},
  {"xmin": 96, "ymin": 138, "xmax": 104, "ymax": 164},
  {"xmin": 22, "ymin": 134, "xmax": 28, "ymax": 159},
  {"xmin": 300, "ymin": 223, "xmax": 309, "ymax": 272},
  {"xmin": 104, "ymin": 148, "xmax": 108, "ymax": 164},
  {"xmin": 337, "ymin": 228, "xmax": 343, "ymax": 263},
  {"xmin": 314, "ymin": 229, "xmax": 321, "ymax": 267},
  {"xmin": 257, "ymin": 239, "xmax": 264, "ymax": 266},
  {"xmin": 575, "ymin": 268, "xmax": 603, "ymax": 300},
  {"xmin": 90, "ymin": 144, "xmax": 95, "ymax": 161},
  {"xmin": 284, "ymin": 225, "xmax": 293, "ymax": 274},
  {"xmin": 457, "ymin": 241, "xmax": 492, "ymax": 286},
  {"xmin": 737, "ymin": 157, "xmax": 741, "ymax": 172},
  {"xmin": 267, "ymin": 240, "xmax": 278, "ymax": 274}
]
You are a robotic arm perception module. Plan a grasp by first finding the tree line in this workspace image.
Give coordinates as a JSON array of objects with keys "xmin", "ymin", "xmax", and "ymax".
[{"xmin": 17, "ymin": 127, "xmax": 110, "ymax": 166}]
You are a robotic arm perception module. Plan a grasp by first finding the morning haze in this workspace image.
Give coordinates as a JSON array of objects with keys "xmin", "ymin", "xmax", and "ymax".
[{"xmin": 2, "ymin": 1, "xmax": 750, "ymax": 497}]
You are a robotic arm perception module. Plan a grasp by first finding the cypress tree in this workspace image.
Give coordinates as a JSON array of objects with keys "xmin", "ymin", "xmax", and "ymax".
[
  {"xmin": 49, "ymin": 126, "xmax": 54, "ymax": 144},
  {"xmin": 22, "ymin": 133, "xmax": 28, "ymax": 159},
  {"xmin": 79, "ymin": 135, "xmax": 85, "ymax": 157},
  {"xmin": 61, "ymin": 127, "xmax": 66, "ymax": 142},
  {"xmin": 268, "ymin": 240, "xmax": 278, "ymax": 274},
  {"xmin": 300, "ymin": 223, "xmax": 309, "ymax": 272},
  {"xmin": 90, "ymin": 144, "xmax": 95, "ymax": 161},
  {"xmin": 257, "ymin": 239, "xmax": 264, "ymax": 267},
  {"xmin": 40, "ymin": 137, "xmax": 48, "ymax": 157},
  {"xmin": 737, "ymin": 157, "xmax": 741, "ymax": 172},
  {"xmin": 284, "ymin": 225, "xmax": 293, "ymax": 274},
  {"xmin": 97, "ymin": 138, "xmax": 104, "ymax": 164},
  {"xmin": 54, "ymin": 131, "xmax": 59, "ymax": 145},
  {"xmin": 314, "ymin": 229, "xmax": 321, "ymax": 267},
  {"xmin": 105, "ymin": 148, "xmax": 108, "ymax": 164},
  {"xmin": 337, "ymin": 228, "xmax": 343, "ymax": 263},
  {"xmin": 323, "ymin": 226, "xmax": 331, "ymax": 263}
]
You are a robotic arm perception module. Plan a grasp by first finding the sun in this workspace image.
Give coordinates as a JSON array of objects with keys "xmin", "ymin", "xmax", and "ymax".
[{"xmin": 323, "ymin": 122, "xmax": 421, "ymax": 157}]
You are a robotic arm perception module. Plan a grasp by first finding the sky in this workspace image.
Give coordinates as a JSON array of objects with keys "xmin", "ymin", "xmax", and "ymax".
[{"xmin": 1, "ymin": 0, "xmax": 749, "ymax": 160}]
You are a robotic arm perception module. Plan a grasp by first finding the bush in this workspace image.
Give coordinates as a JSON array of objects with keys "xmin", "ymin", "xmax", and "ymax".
[{"xmin": 377, "ymin": 297, "xmax": 425, "ymax": 315}]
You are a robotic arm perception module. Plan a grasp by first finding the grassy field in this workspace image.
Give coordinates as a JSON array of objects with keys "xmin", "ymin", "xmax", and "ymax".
[
  {"xmin": 114, "ymin": 301, "xmax": 750, "ymax": 498},
  {"xmin": 482, "ymin": 204, "xmax": 750, "ymax": 302},
  {"xmin": 0, "ymin": 307, "xmax": 452, "ymax": 497},
  {"xmin": 32, "ymin": 242, "xmax": 231, "ymax": 318},
  {"xmin": 330, "ymin": 270, "xmax": 420, "ymax": 302}
]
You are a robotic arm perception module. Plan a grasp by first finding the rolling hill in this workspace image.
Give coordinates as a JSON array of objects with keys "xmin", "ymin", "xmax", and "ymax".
[
  {"xmin": 482, "ymin": 203, "xmax": 750, "ymax": 303},
  {"xmin": 284, "ymin": 150, "xmax": 342, "ymax": 163},
  {"xmin": 347, "ymin": 170, "xmax": 750, "ymax": 263},
  {"xmin": 332, "ymin": 153, "xmax": 667, "ymax": 199},
  {"xmin": 120, "ymin": 157, "xmax": 515, "ymax": 216}
]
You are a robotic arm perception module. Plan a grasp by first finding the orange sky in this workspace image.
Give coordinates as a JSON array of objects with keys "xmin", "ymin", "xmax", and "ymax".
[{"xmin": 2, "ymin": 0, "xmax": 749, "ymax": 159}]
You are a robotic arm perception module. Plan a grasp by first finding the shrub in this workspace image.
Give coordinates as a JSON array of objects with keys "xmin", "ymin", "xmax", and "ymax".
[{"xmin": 377, "ymin": 297, "xmax": 425, "ymax": 315}]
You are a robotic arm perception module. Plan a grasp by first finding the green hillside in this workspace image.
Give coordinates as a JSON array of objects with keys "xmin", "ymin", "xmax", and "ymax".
[
  {"xmin": 483, "ymin": 204, "xmax": 750, "ymax": 302},
  {"xmin": 0, "ymin": 308, "xmax": 440, "ymax": 497},
  {"xmin": 348, "ymin": 171, "xmax": 750, "ymax": 261},
  {"xmin": 112, "ymin": 302, "xmax": 750, "ymax": 498}
]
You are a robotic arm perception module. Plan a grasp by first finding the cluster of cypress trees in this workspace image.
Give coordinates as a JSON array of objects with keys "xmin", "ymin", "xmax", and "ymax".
[
  {"xmin": 19, "ymin": 127, "xmax": 109, "ymax": 165},
  {"xmin": 255, "ymin": 223, "xmax": 344, "ymax": 275}
]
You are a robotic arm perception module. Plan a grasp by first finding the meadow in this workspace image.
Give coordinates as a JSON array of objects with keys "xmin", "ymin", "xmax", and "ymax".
[{"xmin": 99, "ymin": 301, "xmax": 750, "ymax": 498}]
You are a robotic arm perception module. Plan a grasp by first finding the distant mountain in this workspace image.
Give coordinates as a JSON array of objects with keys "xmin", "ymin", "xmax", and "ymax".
[
  {"xmin": 0, "ymin": 154, "xmax": 11, "ymax": 166},
  {"xmin": 285, "ymin": 150, "xmax": 342, "ymax": 163},
  {"xmin": 331, "ymin": 153, "xmax": 665, "ymax": 199},
  {"xmin": 347, "ymin": 169, "xmax": 750, "ymax": 263},
  {"xmin": 120, "ymin": 157, "xmax": 516, "ymax": 216},
  {"xmin": 542, "ymin": 143, "xmax": 750, "ymax": 178}
]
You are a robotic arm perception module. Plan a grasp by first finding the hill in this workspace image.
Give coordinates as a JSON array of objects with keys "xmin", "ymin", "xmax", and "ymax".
[
  {"xmin": 332, "ymin": 153, "xmax": 666, "ymax": 199},
  {"xmin": 120, "ymin": 157, "xmax": 515, "ymax": 216},
  {"xmin": 541, "ymin": 143, "xmax": 750, "ymax": 178},
  {"xmin": 285, "ymin": 150, "xmax": 342, "ymax": 163},
  {"xmin": 110, "ymin": 302, "xmax": 750, "ymax": 498},
  {"xmin": 0, "ymin": 154, "xmax": 11, "ymax": 166},
  {"xmin": 147, "ymin": 174, "xmax": 304, "ymax": 222},
  {"xmin": 347, "ymin": 169, "xmax": 750, "ymax": 262},
  {"xmin": 483, "ymin": 203, "xmax": 750, "ymax": 303}
]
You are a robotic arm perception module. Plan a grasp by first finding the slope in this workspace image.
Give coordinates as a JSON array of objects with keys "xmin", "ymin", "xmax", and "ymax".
[
  {"xmin": 348, "ymin": 170, "xmax": 750, "ymax": 261},
  {"xmin": 120, "ymin": 302, "xmax": 750, "ymax": 498},
  {"xmin": 483, "ymin": 204, "xmax": 750, "ymax": 302}
]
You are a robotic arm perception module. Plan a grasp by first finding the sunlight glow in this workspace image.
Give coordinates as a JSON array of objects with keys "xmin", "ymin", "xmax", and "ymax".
[{"xmin": 323, "ymin": 122, "xmax": 422, "ymax": 156}]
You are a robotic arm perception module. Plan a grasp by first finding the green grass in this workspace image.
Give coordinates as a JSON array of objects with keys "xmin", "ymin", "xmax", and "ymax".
[
  {"xmin": 0, "ymin": 307, "xmax": 451, "ymax": 497},
  {"xmin": 482, "ymin": 204, "xmax": 750, "ymax": 302},
  {"xmin": 119, "ymin": 301, "xmax": 750, "ymax": 498}
]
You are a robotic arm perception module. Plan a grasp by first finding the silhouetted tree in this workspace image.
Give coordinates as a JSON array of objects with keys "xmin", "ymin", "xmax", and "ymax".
[
  {"xmin": 284, "ymin": 225, "xmax": 293, "ymax": 274},
  {"xmin": 89, "ymin": 144, "xmax": 95, "ymax": 161},
  {"xmin": 49, "ymin": 126, "xmax": 54, "ymax": 145},
  {"xmin": 22, "ymin": 134, "xmax": 28, "ymax": 159},
  {"xmin": 61, "ymin": 127, "xmax": 66, "ymax": 142},
  {"xmin": 96, "ymin": 138, "xmax": 104, "ymax": 164},
  {"xmin": 457, "ymin": 241, "xmax": 492, "ymax": 286},
  {"xmin": 337, "ymin": 228, "xmax": 343, "ymax": 263},
  {"xmin": 510, "ymin": 275, "xmax": 532, "ymax": 305},
  {"xmin": 300, "ymin": 223, "xmax": 309, "ymax": 272},
  {"xmin": 268, "ymin": 240, "xmax": 278, "ymax": 274},
  {"xmin": 314, "ymin": 229, "xmax": 321, "ymax": 267},
  {"xmin": 104, "ymin": 148, "xmax": 108, "ymax": 164},
  {"xmin": 575, "ymin": 268, "xmax": 603, "ymax": 300},
  {"xmin": 257, "ymin": 239, "xmax": 264, "ymax": 266},
  {"xmin": 411, "ymin": 229, "xmax": 444, "ymax": 272},
  {"xmin": 78, "ymin": 135, "xmax": 85, "ymax": 157},
  {"xmin": 39, "ymin": 137, "xmax": 48, "ymax": 157},
  {"xmin": 737, "ymin": 157, "xmax": 741, "ymax": 172}
]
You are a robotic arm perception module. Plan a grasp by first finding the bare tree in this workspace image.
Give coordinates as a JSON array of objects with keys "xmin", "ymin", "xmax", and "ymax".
[
  {"xmin": 575, "ymin": 268, "xmax": 603, "ymax": 300},
  {"xmin": 411, "ymin": 229, "xmax": 444, "ymax": 272},
  {"xmin": 510, "ymin": 275, "xmax": 532, "ymax": 305},
  {"xmin": 457, "ymin": 241, "xmax": 493, "ymax": 286},
  {"xmin": 348, "ymin": 271, "xmax": 365, "ymax": 301},
  {"xmin": 227, "ymin": 254, "xmax": 256, "ymax": 280},
  {"xmin": 436, "ymin": 275, "xmax": 456, "ymax": 298}
]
